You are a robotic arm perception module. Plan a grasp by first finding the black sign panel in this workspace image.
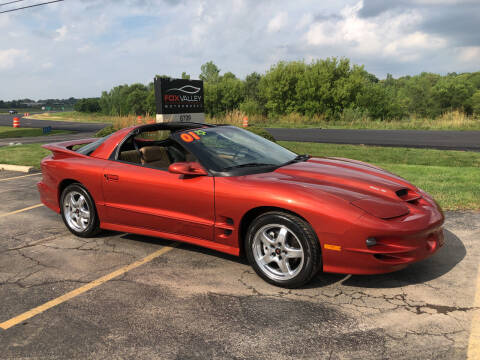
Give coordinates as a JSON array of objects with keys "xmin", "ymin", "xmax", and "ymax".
[{"xmin": 154, "ymin": 78, "xmax": 204, "ymax": 115}]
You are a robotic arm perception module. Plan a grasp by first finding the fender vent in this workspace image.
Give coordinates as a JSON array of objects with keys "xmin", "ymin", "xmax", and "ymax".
[{"xmin": 396, "ymin": 188, "xmax": 421, "ymax": 204}]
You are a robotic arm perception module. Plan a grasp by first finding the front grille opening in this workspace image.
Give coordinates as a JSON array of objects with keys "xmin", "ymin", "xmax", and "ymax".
[
  {"xmin": 374, "ymin": 253, "xmax": 414, "ymax": 263},
  {"xmin": 374, "ymin": 254, "xmax": 400, "ymax": 261}
]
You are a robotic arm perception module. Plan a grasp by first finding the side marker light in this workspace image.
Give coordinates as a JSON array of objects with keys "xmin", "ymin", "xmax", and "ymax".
[{"xmin": 324, "ymin": 244, "xmax": 341, "ymax": 251}]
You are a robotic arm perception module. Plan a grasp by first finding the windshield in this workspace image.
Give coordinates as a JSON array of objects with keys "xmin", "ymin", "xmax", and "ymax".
[{"xmin": 173, "ymin": 126, "xmax": 297, "ymax": 172}]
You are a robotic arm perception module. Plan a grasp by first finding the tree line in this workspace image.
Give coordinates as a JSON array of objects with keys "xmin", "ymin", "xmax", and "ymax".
[
  {"xmin": 0, "ymin": 98, "xmax": 77, "ymax": 109},
  {"xmin": 77, "ymin": 58, "xmax": 480, "ymax": 120}
]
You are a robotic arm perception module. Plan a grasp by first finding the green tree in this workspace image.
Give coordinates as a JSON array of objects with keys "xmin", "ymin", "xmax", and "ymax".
[
  {"xmin": 204, "ymin": 82, "xmax": 222, "ymax": 116},
  {"xmin": 200, "ymin": 61, "xmax": 221, "ymax": 83},
  {"xmin": 222, "ymin": 71, "xmax": 237, "ymax": 81},
  {"xmin": 126, "ymin": 89, "xmax": 148, "ymax": 115},
  {"xmin": 295, "ymin": 58, "xmax": 373, "ymax": 118},
  {"xmin": 74, "ymin": 98, "xmax": 101, "ymax": 113},
  {"xmin": 245, "ymin": 72, "xmax": 262, "ymax": 100},
  {"xmin": 397, "ymin": 73, "xmax": 441, "ymax": 117},
  {"xmin": 239, "ymin": 98, "xmax": 262, "ymax": 116},
  {"xmin": 432, "ymin": 76, "xmax": 475, "ymax": 114},
  {"xmin": 219, "ymin": 77, "xmax": 245, "ymax": 112},
  {"xmin": 259, "ymin": 61, "xmax": 307, "ymax": 116},
  {"xmin": 470, "ymin": 90, "xmax": 480, "ymax": 115}
]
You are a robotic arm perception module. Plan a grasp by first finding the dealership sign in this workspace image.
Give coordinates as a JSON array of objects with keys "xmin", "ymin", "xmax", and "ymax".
[{"xmin": 154, "ymin": 77, "xmax": 205, "ymax": 123}]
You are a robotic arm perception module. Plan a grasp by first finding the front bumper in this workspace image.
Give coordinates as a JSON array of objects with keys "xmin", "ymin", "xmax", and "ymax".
[{"xmin": 321, "ymin": 196, "xmax": 445, "ymax": 275}]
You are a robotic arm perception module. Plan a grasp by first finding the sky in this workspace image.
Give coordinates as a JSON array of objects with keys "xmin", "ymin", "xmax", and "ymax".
[{"xmin": 0, "ymin": 0, "xmax": 479, "ymax": 100}]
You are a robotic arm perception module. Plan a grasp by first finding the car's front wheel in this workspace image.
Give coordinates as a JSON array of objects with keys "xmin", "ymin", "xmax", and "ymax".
[
  {"xmin": 245, "ymin": 211, "xmax": 322, "ymax": 288},
  {"xmin": 60, "ymin": 183, "xmax": 100, "ymax": 237}
]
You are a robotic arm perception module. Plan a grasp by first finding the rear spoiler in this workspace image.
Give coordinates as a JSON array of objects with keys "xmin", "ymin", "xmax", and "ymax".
[{"xmin": 42, "ymin": 138, "xmax": 98, "ymax": 158}]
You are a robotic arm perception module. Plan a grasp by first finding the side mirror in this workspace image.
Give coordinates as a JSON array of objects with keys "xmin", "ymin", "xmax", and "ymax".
[{"xmin": 168, "ymin": 162, "xmax": 208, "ymax": 176}]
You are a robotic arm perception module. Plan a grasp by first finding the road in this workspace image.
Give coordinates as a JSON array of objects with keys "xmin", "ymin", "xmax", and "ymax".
[
  {"xmin": 0, "ymin": 113, "xmax": 107, "ymax": 145},
  {"xmin": 0, "ymin": 170, "xmax": 479, "ymax": 359},
  {"xmin": 0, "ymin": 113, "xmax": 107, "ymax": 133},
  {"xmin": 268, "ymin": 128, "xmax": 480, "ymax": 151},
  {"xmin": 1, "ymin": 113, "xmax": 479, "ymax": 151}
]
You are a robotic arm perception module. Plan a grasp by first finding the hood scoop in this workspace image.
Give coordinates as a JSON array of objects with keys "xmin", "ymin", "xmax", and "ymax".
[{"xmin": 396, "ymin": 188, "xmax": 422, "ymax": 203}]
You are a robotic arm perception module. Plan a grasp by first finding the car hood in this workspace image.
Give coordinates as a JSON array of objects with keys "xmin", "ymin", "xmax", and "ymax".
[{"xmin": 259, "ymin": 157, "xmax": 420, "ymax": 219}]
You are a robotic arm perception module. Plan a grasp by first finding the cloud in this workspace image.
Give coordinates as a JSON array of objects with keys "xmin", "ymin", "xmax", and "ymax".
[
  {"xmin": 358, "ymin": 0, "xmax": 479, "ymax": 17},
  {"xmin": 0, "ymin": 0, "xmax": 478, "ymax": 100},
  {"xmin": 267, "ymin": 12, "xmax": 288, "ymax": 33},
  {"xmin": 54, "ymin": 25, "xmax": 68, "ymax": 42},
  {"xmin": 296, "ymin": 14, "xmax": 313, "ymax": 30},
  {"xmin": 458, "ymin": 46, "xmax": 480, "ymax": 62},
  {"xmin": 0, "ymin": 49, "xmax": 28, "ymax": 70},
  {"xmin": 305, "ymin": 2, "xmax": 440, "ymax": 60},
  {"xmin": 41, "ymin": 62, "xmax": 54, "ymax": 69}
]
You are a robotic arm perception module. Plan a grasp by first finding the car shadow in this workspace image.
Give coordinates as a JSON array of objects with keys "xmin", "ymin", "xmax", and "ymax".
[
  {"xmin": 308, "ymin": 229, "xmax": 466, "ymax": 289},
  {"xmin": 116, "ymin": 229, "xmax": 465, "ymax": 290}
]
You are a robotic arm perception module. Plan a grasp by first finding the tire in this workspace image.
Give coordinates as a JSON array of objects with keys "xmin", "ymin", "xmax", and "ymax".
[
  {"xmin": 60, "ymin": 183, "xmax": 101, "ymax": 238},
  {"xmin": 245, "ymin": 211, "xmax": 322, "ymax": 288}
]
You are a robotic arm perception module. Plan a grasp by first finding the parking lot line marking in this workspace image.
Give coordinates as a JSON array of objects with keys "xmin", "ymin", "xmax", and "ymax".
[
  {"xmin": 0, "ymin": 203, "xmax": 43, "ymax": 218},
  {"xmin": 468, "ymin": 263, "xmax": 480, "ymax": 359},
  {"xmin": 0, "ymin": 242, "xmax": 179, "ymax": 330},
  {"xmin": 0, "ymin": 173, "xmax": 41, "ymax": 182}
]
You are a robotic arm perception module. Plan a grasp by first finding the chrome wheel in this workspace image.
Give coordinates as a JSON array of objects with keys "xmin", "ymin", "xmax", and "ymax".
[
  {"xmin": 252, "ymin": 224, "xmax": 305, "ymax": 281},
  {"xmin": 63, "ymin": 190, "xmax": 91, "ymax": 232}
]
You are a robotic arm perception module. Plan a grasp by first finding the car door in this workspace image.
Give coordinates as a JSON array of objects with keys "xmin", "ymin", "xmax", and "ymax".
[{"xmin": 101, "ymin": 160, "xmax": 215, "ymax": 241}]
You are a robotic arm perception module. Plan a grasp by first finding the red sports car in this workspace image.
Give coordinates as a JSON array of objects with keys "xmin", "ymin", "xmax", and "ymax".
[{"xmin": 38, "ymin": 122, "xmax": 444, "ymax": 288}]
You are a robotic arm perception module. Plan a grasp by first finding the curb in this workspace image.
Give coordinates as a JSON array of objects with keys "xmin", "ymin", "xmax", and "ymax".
[{"xmin": 0, "ymin": 164, "xmax": 36, "ymax": 173}]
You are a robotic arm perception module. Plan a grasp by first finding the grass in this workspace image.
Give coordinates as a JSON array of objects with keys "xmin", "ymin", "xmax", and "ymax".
[
  {"xmin": 0, "ymin": 140, "xmax": 477, "ymax": 210},
  {"xmin": 0, "ymin": 126, "xmax": 71, "ymax": 139},
  {"xmin": 279, "ymin": 141, "xmax": 480, "ymax": 210},
  {"xmin": 28, "ymin": 111, "xmax": 157, "ymax": 127},
  {"xmin": 0, "ymin": 144, "xmax": 50, "ymax": 168},
  {"xmin": 28, "ymin": 111, "xmax": 115, "ymax": 123},
  {"xmin": 29, "ymin": 110, "xmax": 480, "ymax": 131},
  {"xmin": 208, "ymin": 110, "xmax": 480, "ymax": 131}
]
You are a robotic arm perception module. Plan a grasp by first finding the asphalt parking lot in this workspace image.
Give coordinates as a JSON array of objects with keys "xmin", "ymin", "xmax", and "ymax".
[{"xmin": 0, "ymin": 170, "xmax": 479, "ymax": 359}]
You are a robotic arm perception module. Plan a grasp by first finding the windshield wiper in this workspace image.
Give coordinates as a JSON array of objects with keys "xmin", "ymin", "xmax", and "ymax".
[
  {"xmin": 281, "ymin": 154, "xmax": 311, "ymax": 167},
  {"xmin": 221, "ymin": 163, "xmax": 277, "ymax": 171}
]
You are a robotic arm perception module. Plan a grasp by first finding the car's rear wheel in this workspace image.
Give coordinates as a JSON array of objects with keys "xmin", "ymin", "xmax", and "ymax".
[
  {"xmin": 245, "ymin": 211, "xmax": 322, "ymax": 288},
  {"xmin": 60, "ymin": 183, "xmax": 100, "ymax": 237}
]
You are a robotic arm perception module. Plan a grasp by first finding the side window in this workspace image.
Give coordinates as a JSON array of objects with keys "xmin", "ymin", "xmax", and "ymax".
[
  {"xmin": 117, "ymin": 137, "xmax": 142, "ymax": 164},
  {"xmin": 116, "ymin": 130, "xmax": 197, "ymax": 170}
]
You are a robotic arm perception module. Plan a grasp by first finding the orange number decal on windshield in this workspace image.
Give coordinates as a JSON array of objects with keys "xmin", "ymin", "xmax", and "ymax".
[
  {"xmin": 181, "ymin": 133, "xmax": 194, "ymax": 143},
  {"xmin": 189, "ymin": 132, "xmax": 200, "ymax": 140},
  {"xmin": 181, "ymin": 130, "xmax": 207, "ymax": 143}
]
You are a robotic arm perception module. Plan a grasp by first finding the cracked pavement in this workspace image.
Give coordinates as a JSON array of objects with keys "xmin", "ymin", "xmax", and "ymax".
[{"xmin": 0, "ymin": 170, "xmax": 479, "ymax": 359}]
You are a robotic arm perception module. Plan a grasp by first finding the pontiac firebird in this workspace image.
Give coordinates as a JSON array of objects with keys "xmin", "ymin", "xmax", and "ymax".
[{"xmin": 37, "ymin": 122, "xmax": 444, "ymax": 288}]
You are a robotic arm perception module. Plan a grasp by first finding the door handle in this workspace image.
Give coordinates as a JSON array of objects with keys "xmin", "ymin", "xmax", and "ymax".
[{"xmin": 104, "ymin": 174, "xmax": 119, "ymax": 181}]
